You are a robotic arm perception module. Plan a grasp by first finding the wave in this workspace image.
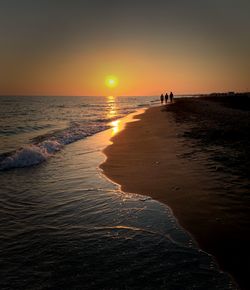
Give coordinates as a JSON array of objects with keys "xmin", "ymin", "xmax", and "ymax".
[
  {"xmin": 0, "ymin": 123, "xmax": 54, "ymax": 136},
  {"xmin": 0, "ymin": 100, "xmax": 152, "ymax": 171},
  {"xmin": 0, "ymin": 123, "xmax": 109, "ymax": 171}
]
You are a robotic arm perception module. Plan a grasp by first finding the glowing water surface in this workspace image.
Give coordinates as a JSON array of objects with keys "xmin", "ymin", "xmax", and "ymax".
[{"xmin": 0, "ymin": 109, "xmax": 237, "ymax": 289}]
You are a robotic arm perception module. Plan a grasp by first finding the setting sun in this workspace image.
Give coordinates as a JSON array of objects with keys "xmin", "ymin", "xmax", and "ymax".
[{"xmin": 105, "ymin": 75, "xmax": 118, "ymax": 88}]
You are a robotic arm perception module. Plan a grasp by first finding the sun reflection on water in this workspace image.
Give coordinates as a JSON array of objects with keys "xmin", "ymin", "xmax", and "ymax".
[
  {"xmin": 106, "ymin": 96, "xmax": 121, "ymax": 136},
  {"xmin": 110, "ymin": 119, "xmax": 121, "ymax": 136},
  {"xmin": 106, "ymin": 96, "xmax": 117, "ymax": 119}
]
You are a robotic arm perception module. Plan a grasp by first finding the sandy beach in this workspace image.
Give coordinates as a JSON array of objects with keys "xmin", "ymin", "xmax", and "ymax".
[{"xmin": 101, "ymin": 96, "xmax": 250, "ymax": 290}]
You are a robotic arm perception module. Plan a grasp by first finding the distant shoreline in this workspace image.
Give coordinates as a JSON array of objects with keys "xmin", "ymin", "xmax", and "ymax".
[
  {"xmin": 101, "ymin": 96, "xmax": 250, "ymax": 290},
  {"xmin": 0, "ymin": 92, "xmax": 249, "ymax": 98}
]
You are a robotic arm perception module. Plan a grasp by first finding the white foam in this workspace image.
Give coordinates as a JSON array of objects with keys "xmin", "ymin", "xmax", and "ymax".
[
  {"xmin": 39, "ymin": 140, "xmax": 62, "ymax": 153},
  {"xmin": 0, "ymin": 124, "xmax": 109, "ymax": 170},
  {"xmin": 0, "ymin": 145, "xmax": 49, "ymax": 170}
]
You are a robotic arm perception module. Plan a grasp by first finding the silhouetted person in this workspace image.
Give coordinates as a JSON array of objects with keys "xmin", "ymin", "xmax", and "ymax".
[
  {"xmin": 170, "ymin": 91, "xmax": 174, "ymax": 102},
  {"xmin": 165, "ymin": 93, "xmax": 168, "ymax": 103},
  {"xmin": 160, "ymin": 94, "xmax": 164, "ymax": 104}
]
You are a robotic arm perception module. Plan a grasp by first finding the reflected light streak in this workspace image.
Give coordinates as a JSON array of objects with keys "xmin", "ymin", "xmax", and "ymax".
[
  {"xmin": 110, "ymin": 119, "xmax": 121, "ymax": 136},
  {"xmin": 106, "ymin": 96, "xmax": 122, "ymax": 136},
  {"xmin": 107, "ymin": 95, "xmax": 115, "ymax": 103},
  {"xmin": 106, "ymin": 96, "xmax": 117, "ymax": 119}
]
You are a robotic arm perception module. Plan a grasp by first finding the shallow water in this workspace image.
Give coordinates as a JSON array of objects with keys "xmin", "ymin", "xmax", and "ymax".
[{"xmin": 0, "ymin": 97, "xmax": 236, "ymax": 289}]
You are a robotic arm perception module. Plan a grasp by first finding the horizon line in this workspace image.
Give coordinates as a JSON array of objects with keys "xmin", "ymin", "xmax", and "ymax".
[{"xmin": 0, "ymin": 91, "xmax": 249, "ymax": 98}]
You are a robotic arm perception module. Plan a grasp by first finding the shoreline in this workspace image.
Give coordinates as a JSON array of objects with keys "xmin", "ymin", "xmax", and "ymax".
[{"xmin": 100, "ymin": 99, "xmax": 249, "ymax": 290}]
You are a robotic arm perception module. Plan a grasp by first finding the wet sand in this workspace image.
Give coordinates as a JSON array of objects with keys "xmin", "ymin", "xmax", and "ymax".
[{"xmin": 101, "ymin": 97, "xmax": 250, "ymax": 290}]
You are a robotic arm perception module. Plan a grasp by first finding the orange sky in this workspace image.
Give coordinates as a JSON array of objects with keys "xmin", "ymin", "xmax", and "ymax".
[
  {"xmin": 0, "ymin": 1, "xmax": 249, "ymax": 96},
  {"xmin": 1, "ymin": 44, "xmax": 249, "ymax": 96}
]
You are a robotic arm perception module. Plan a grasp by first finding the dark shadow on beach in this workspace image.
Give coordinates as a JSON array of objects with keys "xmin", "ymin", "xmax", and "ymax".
[{"xmin": 164, "ymin": 93, "xmax": 250, "ymax": 290}]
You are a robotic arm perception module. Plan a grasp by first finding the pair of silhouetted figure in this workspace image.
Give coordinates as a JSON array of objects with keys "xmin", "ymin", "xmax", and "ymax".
[{"xmin": 160, "ymin": 92, "xmax": 174, "ymax": 104}]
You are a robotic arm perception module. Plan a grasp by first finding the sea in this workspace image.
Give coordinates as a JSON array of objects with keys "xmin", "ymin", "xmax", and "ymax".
[{"xmin": 0, "ymin": 96, "xmax": 236, "ymax": 289}]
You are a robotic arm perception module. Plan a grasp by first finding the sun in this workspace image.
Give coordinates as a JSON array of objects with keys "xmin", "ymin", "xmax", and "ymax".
[{"xmin": 105, "ymin": 75, "xmax": 118, "ymax": 88}]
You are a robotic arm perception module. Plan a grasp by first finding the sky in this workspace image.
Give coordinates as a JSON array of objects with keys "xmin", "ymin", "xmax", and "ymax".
[{"xmin": 0, "ymin": 0, "xmax": 249, "ymax": 96}]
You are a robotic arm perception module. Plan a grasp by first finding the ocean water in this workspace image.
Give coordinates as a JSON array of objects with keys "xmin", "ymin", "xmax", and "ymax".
[
  {"xmin": 0, "ymin": 96, "xmax": 156, "ymax": 169},
  {"xmin": 0, "ymin": 96, "xmax": 236, "ymax": 289}
]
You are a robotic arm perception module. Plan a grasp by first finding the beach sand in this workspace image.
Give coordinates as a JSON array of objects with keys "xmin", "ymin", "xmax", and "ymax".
[{"xmin": 101, "ymin": 96, "xmax": 250, "ymax": 290}]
